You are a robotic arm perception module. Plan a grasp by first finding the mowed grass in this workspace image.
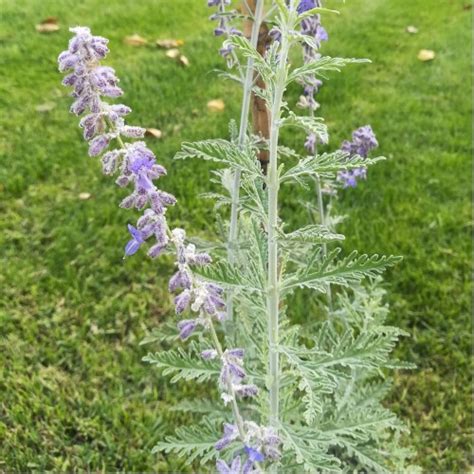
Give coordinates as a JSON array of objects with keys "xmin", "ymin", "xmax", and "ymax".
[{"xmin": 0, "ymin": 0, "xmax": 471, "ymax": 471}]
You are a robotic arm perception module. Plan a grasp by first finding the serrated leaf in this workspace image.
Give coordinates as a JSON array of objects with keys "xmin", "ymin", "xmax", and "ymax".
[
  {"xmin": 175, "ymin": 139, "xmax": 262, "ymax": 178},
  {"xmin": 281, "ymin": 224, "xmax": 345, "ymax": 245},
  {"xmin": 152, "ymin": 418, "xmax": 221, "ymax": 465},
  {"xmin": 281, "ymin": 111, "xmax": 328, "ymax": 143},
  {"xmin": 143, "ymin": 344, "xmax": 220, "ymax": 383},
  {"xmin": 280, "ymin": 150, "xmax": 385, "ymax": 184},
  {"xmin": 194, "ymin": 260, "xmax": 264, "ymax": 293},
  {"xmin": 283, "ymin": 250, "xmax": 402, "ymax": 293},
  {"xmin": 288, "ymin": 56, "xmax": 370, "ymax": 84},
  {"xmin": 280, "ymin": 424, "xmax": 341, "ymax": 473}
]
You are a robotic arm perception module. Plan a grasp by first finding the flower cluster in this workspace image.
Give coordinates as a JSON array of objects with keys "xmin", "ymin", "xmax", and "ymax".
[
  {"xmin": 168, "ymin": 228, "xmax": 227, "ymax": 339},
  {"xmin": 59, "ymin": 25, "xmax": 279, "ymax": 473},
  {"xmin": 216, "ymin": 422, "xmax": 281, "ymax": 473},
  {"xmin": 208, "ymin": 0, "xmax": 241, "ymax": 63},
  {"xmin": 296, "ymin": 0, "xmax": 329, "ymax": 154},
  {"xmin": 58, "ymin": 26, "xmax": 176, "ymax": 258},
  {"xmin": 203, "ymin": 347, "xmax": 259, "ymax": 403},
  {"xmin": 338, "ymin": 125, "xmax": 379, "ymax": 188}
]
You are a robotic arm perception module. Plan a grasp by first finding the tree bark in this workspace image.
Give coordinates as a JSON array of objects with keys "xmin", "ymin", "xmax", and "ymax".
[{"xmin": 242, "ymin": 0, "xmax": 271, "ymax": 174}]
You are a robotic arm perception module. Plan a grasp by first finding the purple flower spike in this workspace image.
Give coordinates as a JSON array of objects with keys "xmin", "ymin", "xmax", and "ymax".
[
  {"xmin": 124, "ymin": 224, "xmax": 145, "ymax": 256},
  {"xmin": 338, "ymin": 125, "xmax": 378, "ymax": 188}
]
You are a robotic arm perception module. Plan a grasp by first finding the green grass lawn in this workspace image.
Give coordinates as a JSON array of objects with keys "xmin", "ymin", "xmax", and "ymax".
[{"xmin": 0, "ymin": 0, "xmax": 472, "ymax": 471}]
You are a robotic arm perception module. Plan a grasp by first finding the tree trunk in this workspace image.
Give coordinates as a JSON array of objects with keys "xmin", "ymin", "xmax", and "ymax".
[{"xmin": 242, "ymin": 0, "xmax": 271, "ymax": 174}]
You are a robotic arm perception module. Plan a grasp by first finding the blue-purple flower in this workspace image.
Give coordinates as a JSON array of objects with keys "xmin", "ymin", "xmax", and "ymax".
[
  {"xmin": 208, "ymin": 0, "xmax": 241, "ymax": 64},
  {"xmin": 124, "ymin": 224, "xmax": 145, "ymax": 256},
  {"xmin": 59, "ymin": 26, "xmax": 174, "ymax": 259},
  {"xmin": 338, "ymin": 125, "xmax": 378, "ymax": 188}
]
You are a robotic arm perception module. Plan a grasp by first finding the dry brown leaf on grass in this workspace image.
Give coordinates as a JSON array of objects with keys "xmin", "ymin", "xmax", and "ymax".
[
  {"xmin": 166, "ymin": 48, "xmax": 181, "ymax": 59},
  {"xmin": 36, "ymin": 17, "xmax": 60, "ymax": 33},
  {"xmin": 418, "ymin": 49, "xmax": 435, "ymax": 61},
  {"xmin": 124, "ymin": 34, "xmax": 148, "ymax": 46},
  {"xmin": 156, "ymin": 39, "xmax": 184, "ymax": 49},
  {"xmin": 406, "ymin": 25, "xmax": 418, "ymax": 34},
  {"xmin": 207, "ymin": 99, "xmax": 225, "ymax": 112},
  {"xmin": 179, "ymin": 55, "xmax": 190, "ymax": 67},
  {"xmin": 145, "ymin": 128, "xmax": 163, "ymax": 139}
]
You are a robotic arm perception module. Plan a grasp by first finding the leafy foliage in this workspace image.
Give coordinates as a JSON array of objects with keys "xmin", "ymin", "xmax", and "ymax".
[
  {"xmin": 143, "ymin": 342, "xmax": 220, "ymax": 383},
  {"xmin": 152, "ymin": 418, "xmax": 222, "ymax": 466},
  {"xmin": 175, "ymin": 139, "xmax": 263, "ymax": 179},
  {"xmin": 283, "ymin": 249, "xmax": 402, "ymax": 293},
  {"xmin": 280, "ymin": 150, "xmax": 385, "ymax": 184}
]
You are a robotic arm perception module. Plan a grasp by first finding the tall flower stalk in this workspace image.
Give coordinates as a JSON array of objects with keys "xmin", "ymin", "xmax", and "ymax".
[{"xmin": 56, "ymin": 2, "xmax": 417, "ymax": 472}]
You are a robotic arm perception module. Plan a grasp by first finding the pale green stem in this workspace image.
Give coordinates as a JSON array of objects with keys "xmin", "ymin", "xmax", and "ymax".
[
  {"xmin": 208, "ymin": 318, "xmax": 262, "ymax": 473},
  {"xmin": 315, "ymin": 173, "xmax": 333, "ymax": 310},
  {"xmin": 266, "ymin": 2, "xmax": 294, "ymax": 460},
  {"xmin": 226, "ymin": 0, "xmax": 266, "ymax": 322},
  {"xmin": 309, "ymin": 93, "xmax": 333, "ymax": 311}
]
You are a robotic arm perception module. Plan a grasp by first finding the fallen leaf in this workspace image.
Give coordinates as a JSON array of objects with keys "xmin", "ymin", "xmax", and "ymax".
[
  {"xmin": 179, "ymin": 55, "xmax": 190, "ymax": 67},
  {"xmin": 156, "ymin": 39, "xmax": 184, "ymax": 49},
  {"xmin": 145, "ymin": 128, "xmax": 163, "ymax": 139},
  {"xmin": 406, "ymin": 25, "xmax": 418, "ymax": 34},
  {"xmin": 79, "ymin": 192, "xmax": 91, "ymax": 200},
  {"xmin": 36, "ymin": 17, "xmax": 60, "ymax": 33},
  {"xmin": 417, "ymin": 49, "xmax": 435, "ymax": 61},
  {"xmin": 36, "ymin": 102, "xmax": 56, "ymax": 113},
  {"xmin": 166, "ymin": 48, "xmax": 180, "ymax": 59},
  {"xmin": 124, "ymin": 34, "xmax": 148, "ymax": 46},
  {"xmin": 207, "ymin": 99, "xmax": 225, "ymax": 112}
]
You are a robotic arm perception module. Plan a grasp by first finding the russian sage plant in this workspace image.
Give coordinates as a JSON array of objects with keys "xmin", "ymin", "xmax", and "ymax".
[{"xmin": 58, "ymin": 2, "xmax": 417, "ymax": 472}]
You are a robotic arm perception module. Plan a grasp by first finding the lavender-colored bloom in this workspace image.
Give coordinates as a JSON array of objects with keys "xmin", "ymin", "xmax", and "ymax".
[
  {"xmin": 88, "ymin": 134, "xmax": 110, "ymax": 156},
  {"xmin": 215, "ymin": 423, "xmax": 239, "ymax": 451},
  {"xmin": 169, "ymin": 270, "xmax": 192, "ymax": 292},
  {"xmin": 120, "ymin": 125, "xmax": 145, "ymax": 138},
  {"xmin": 101, "ymin": 150, "xmax": 122, "ymax": 175},
  {"xmin": 59, "ymin": 26, "xmax": 173, "ymax": 260},
  {"xmin": 244, "ymin": 446, "xmax": 265, "ymax": 463},
  {"xmin": 201, "ymin": 349, "xmax": 218, "ymax": 360},
  {"xmin": 177, "ymin": 319, "xmax": 198, "ymax": 340},
  {"xmin": 298, "ymin": 0, "xmax": 328, "ymax": 116},
  {"xmin": 227, "ymin": 348, "xmax": 244, "ymax": 359},
  {"xmin": 216, "ymin": 456, "xmax": 242, "ymax": 474},
  {"xmin": 208, "ymin": 0, "xmax": 240, "ymax": 64},
  {"xmin": 234, "ymin": 384, "xmax": 259, "ymax": 398},
  {"xmin": 338, "ymin": 125, "xmax": 378, "ymax": 188},
  {"xmin": 297, "ymin": 0, "xmax": 317, "ymax": 14},
  {"xmin": 304, "ymin": 132, "xmax": 317, "ymax": 154},
  {"xmin": 148, "ymin": 243, "xmax": 166, "ymax": 259},
  {"xmin": 124, "ymin": 224, "xmax": 145, "ymax": 256},
  {"xmin": 242, "ymin": 459, "xmax": 256, "ymax": 474},
  {"xmin": 174, "ymin": 290, "xmax": 192, "ymax": 314}
]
